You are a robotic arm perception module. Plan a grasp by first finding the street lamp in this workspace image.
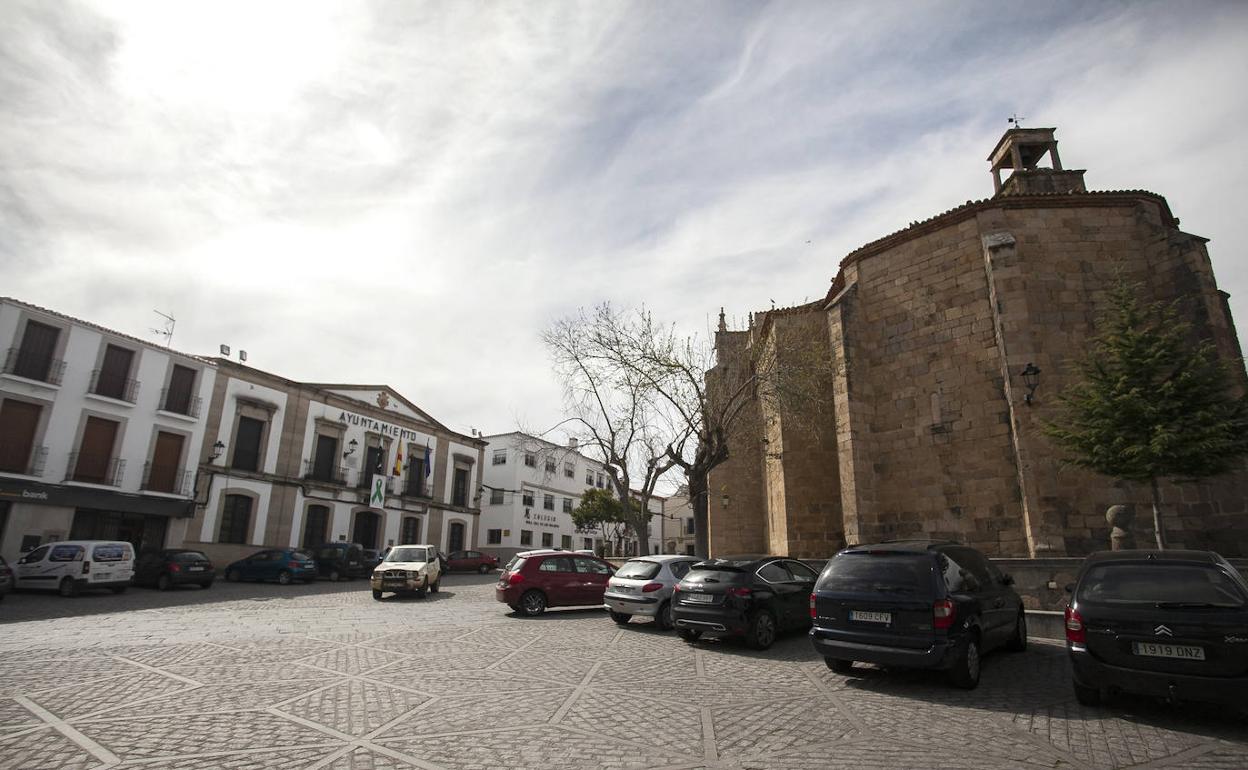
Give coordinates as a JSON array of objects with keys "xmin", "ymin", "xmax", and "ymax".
[
  {"xmin": 343, "ymin": 438, "xmax": 358, "ymax": 458},
  {"xmin": 1021, "ymin": 363, "xmax": 1041, "ymax": 405},
  {"xmin": 209, "ymin": 440, "xmax": 225, "ymax": 462}
]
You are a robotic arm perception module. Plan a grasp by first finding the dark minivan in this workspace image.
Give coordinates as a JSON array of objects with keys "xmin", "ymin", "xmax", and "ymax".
[
  {"xmin": 313, "ymin": 543, "xmax": 369, "ymax": 581},
  {"xmin": 810, "ymin": 541, "xmax": 1026, "ymax": 689},
  {"xmin": 1065, "ymin": 549, "xmax": 1248, "ymax": 709},
  {"xmin": 672, "ymin": 555, "xmax": 819, "ymax": 650}
]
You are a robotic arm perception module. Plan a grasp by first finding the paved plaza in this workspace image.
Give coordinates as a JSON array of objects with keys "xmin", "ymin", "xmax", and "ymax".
[{"xmin": 0, "ymin": 573, "xmax": 1244, "ymax": 770}]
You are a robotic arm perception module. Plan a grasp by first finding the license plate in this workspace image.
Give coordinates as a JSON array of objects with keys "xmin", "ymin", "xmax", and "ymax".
[
  {"xmin": 1132, "ymin": 642, "xmax": 1205, "ymax": 660},
  {"xmin": 613, "ymin": 585, "xmax": 633, "ymax": 593},
  {"xmin": 384, "ymin": 580, "xmax": 407, "ymax": 588},
  {"xmin": 188, "ymin": 566, "xmax": 205, "ymax": 572},
  {"xmin": 686, "ymin": 593, "xmax": 714, "ymax": 603},
  {"xmin": 851, "ymin": 610, "xmax": 892, "ymax": 624}
]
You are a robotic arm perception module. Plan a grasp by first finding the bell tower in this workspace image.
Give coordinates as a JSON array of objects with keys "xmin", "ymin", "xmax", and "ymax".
[{"xmin": 988, "ymin": 126, "xmax": 1086, "ymax": 196}]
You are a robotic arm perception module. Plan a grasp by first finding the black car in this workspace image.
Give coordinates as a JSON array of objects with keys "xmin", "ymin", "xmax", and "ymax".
[
  {"xmin": 312, "ymin": 543, "xmax": 369, "ymax": 581},
  {"xmin": 672, "ymin": 555, "xmax": 819, "ymax": 650},
  {"xmin": 810, "ymin": 541, "xmax": 1026, "ymax": 689},
  {"xmin": 133, "ymin": 549, "xmax": 216, "ymax": 590},
  {"xmin": 1065, "ymin": 549, "xmax": 1248, "ymax": 709}
]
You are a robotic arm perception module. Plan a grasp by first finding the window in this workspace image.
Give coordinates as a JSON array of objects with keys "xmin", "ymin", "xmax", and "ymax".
[
  {"xmin": 92, "ymin": 344, "xmax": 136, "ymax": 401},
  {"xmin": 562, "ymin": 498, "xmax": 573, "ymax": 514},
  {"xmin": 405, "ymin": 458, "xmax": 425, "ymax": 497},
  {"xmin": 303, "ymin": 505, "xmax": 329, "ymax": 549},
  {"xmin": 520, "ymin": 529, "xmax": 533, "ymax": 546},
  {"xmin": 573, "ymin": 556, "xmax": 611, "ymax": 574},
  {"xmin": 163, "ymin": 364, "xmax": 197, "ymax": 415},
  {"xmin": 524, "ymin": 453, "xmax": 536, "ymax": 468},
  {"xmin": 492, "ymin": 449, "xmax": 507, "ymax": 465},
  {"xmin": 786, "ymin": 560, "xmax": 819, "ymax": 581},
  {"xmin": 543, "ymin": 494, "xmax": 554, "ymax": 511},
  {"xmin": 232, "ymin": 416, "xmax": 265, "ymax": 472},
  {"xmin": 671, "ymin": 561, "xmax": 693, "ymax": 579},
  {"xmin": 522, "ymin": 491, "xmax": 535, "ymax": 507},
  {"xmin": 219, "ymin": 494, "xmax": 252, "ymax": 544},
  {"xmin": 487, "ymin": 529, "xmax": 502, "ymax": 545},
  {"xmin": 10, "ymin": 320, "xmax": 61, "ymax": 383},
  {"xmin": 539, "ymin": 556, "xmax": 574, "ymax": 572},
  {"xmin": 596, "ymin": 473, "xmax": 605, "ymax": 488},
  {"xmin": 541, "ymin": 532, "xmax": 553, "ymax": 548},
  {"xmin": 310, "ymin": 434, "xmax": 339, "ymax": 482},
  {"xmin": 685, "ymin": 544, "xmax": 696, "ymax": 556},
  {"xmin": 545, "ymin": 458, "xmax": 556, "ymax": 474},
  {"xmin": 560, "ymin": 535, "xmax": 572, "ymax": 550},
  {"xmin": 0, "ymin": 399, "xmax": 42, "ymax": 474},
  {"xmin": 757, "ymin": 561, "xmax": 791, "ymax": 583},
  {"xmin": 490, "ymin": 488, "xmax": 504, "ymax": 505},
  {"xmin": 49, "ymin": 545, "xmax": 84, "ymax": 562},
  {"xmin": 401, "ymin": 517, "xmax": 421, "ymax": 544},
  {"xmin": 684, "ymin": 518, "xmax": 695, "ymax": 535},
  {"xmin": 564, "ymin": 462, "xmax": 574, "ymax": 478},
  {"xmin": 452, "ymin": 467, "xmax": 469, "ymax": 507},
  {"xmin": 585, "ymin": 469, "xmax": 594, "ymax": 484},
  {"xmin": 583, "ymin": 538, "xmax": 593, "ymax": 550}
]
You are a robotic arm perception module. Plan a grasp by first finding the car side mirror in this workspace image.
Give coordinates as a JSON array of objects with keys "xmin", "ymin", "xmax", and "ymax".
[{"xmin": 1000, "ymin": 574, "xmax": 1015, "ymax": 586}]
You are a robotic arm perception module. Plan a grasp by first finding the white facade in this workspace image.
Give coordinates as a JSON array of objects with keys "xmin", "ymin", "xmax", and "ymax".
[{"xmin": 0, "ymin": 298, "xmax": 216, "ymax": 564}]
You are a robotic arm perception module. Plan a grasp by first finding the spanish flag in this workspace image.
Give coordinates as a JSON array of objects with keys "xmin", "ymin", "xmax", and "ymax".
[{"xmin": 393, "ymin": 443, "xmax": 403, "ymax": 476}]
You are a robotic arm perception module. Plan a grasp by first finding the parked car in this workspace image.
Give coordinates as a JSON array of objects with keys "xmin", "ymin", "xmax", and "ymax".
[
  {"xmin": 810, "ymin": 541, "xmax": 1025, "ymax": 689},
  {"xmin": 362, "ymin": 549, "xmax": 383, "ymax": 571},
  {"xmin": 604, "ymin": 555, "xmax": 699, "ymax": 630},
  {"xmin": 1065, "ymin": 549, "xmax": 1248, "ymax": 708},
  {"xmin": 312, "ymin": 543, "xmax": 369, "ymax": 581},
  {"xmin": 672, "ymin": 555, "xmax": 818, "ymax": 650},
  {"xmin": 495, "ymin": 550, "xmax": 615, "ymax": 616},
  {"xmin": 10, "ymin": 541, "xmax": 135, "ymax": 597},
  {"xmin": 446, "ymin": 550, "xmax": 500, "ymax": 574},
  {"xmin": 0, "ymin": 555, "xmax": 12, "ymax": 600},
  {"xmin": 371, "ymin": 544, "xmax": 441, "ymax": 600},
  {"xmin": 134, "ymin": 549, "xmax": 215, "ymax": 590},
  {"xmin": 224, "ymin": 549, "xmax": 318, "ymax": 584}
]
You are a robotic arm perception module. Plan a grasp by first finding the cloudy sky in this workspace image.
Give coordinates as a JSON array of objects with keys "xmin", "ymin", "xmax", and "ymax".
[{"xmin": 3, "ymin": 0, "xmax": 1247, "ymax": 440}]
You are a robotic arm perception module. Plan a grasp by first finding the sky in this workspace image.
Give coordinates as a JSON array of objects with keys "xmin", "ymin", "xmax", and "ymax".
[{"xmin": 3, "ymin": 0, "xmax": 1248, "ymax": 443}]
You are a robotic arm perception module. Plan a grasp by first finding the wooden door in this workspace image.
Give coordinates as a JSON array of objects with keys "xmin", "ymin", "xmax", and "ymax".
[
  {"xmin": 15, "ymin": 321, "xmax": 59, "ymax": 380},
  {"xmin": 148, "ymin": 431, "xmax": 184, "ymax": 492},
  {"xmin": 75, "ymin": 417, "xmax": 118, "ymax": 483},
  {"xmin": 96, "ymin": 345, "xmax": 134, "ymax": 400},
  {"xmin": 165, "ymin": 365, "xmax": 196, "ymax": 414},
  {"xmin": 0, "ymin": 400, "xmax": 41, "ymax": 473}
]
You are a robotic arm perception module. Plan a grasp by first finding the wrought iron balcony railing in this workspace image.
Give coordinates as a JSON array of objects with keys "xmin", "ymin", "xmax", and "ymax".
[
  {"xmin": 0, "ymin": 444, "xmax": 47, "ymax": 477},
  {"xmin": 89, "ymin": 368, "xmax": 140, "ymax": 403},
  {"xmin": 3, "ymin": 348, "xmax": 66, "ymax": 385},
  {"xmin": 302, "ymin": 458, "xmax": 347, "ymax": 485},
  {"xmin": 66, "ymin": 452, "xmax": 125, "ymax": 487},
  {"xmin": 141, "ymin": 462, "xmax": 191, "ymax": 496},
  {"xmin": 159, "ymin": 387, "xmax": 202, "ymax": 418}
]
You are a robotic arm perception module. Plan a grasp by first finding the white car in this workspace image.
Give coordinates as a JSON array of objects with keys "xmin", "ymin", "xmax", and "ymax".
[
  {"xmin": 12, "ymin": 541, "xmax": 135, "ymax": 597},
  {"xmin": 371, "ymin": 544, "xmax": 442, "ymax": 600},
  {"xmin": 604, "ymin": 554, "xmax": 700, "ymax": 630}
]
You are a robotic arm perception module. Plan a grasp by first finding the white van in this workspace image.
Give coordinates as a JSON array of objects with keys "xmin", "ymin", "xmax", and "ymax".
[{"xmin": 12, "ymin": 541, "xmax": 136, "ymax": 597}]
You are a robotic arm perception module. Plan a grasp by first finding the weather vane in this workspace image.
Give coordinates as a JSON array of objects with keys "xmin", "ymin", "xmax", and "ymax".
[{"xmin": 1008, "ymin": 113, "xmax": 1026, "ymax": 129}]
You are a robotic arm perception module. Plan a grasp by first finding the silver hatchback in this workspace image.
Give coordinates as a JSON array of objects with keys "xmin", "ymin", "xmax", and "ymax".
[{"xmin": 604, "ymin": 555, "xmax": 699, "ymax": 630}]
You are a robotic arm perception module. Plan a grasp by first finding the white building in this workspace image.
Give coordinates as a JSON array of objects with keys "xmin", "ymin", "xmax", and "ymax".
[
  {"xmin": 0, "ymin": 298, "xmax": 217, "ymax": 563},
  {"xmin": 186, "ymin": 360, "xmax": 486, "ymax": 566},
  {"xmin": 662, "ymin": 485, "xmax": 697, "ymax": 555},
  {"xmin": 480, "ymin": 432, "xmax": 665, "ymax": 559}
]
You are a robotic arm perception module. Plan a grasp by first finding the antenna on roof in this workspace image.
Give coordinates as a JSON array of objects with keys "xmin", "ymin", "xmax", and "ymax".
[
  {"xmin": 1007, "ymin": 113, "xmax": 1026, "ymax": 129},
  {"xmin": 150, "ymin": 310, "xmax": 175, "ymax": 347}
]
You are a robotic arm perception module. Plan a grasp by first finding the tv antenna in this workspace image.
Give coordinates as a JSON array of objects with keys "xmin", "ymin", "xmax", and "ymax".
[
  {"xmin": 150, "ymin": 310, "xmax": 175, "ymax": 347},
  {"xmin": 1007, "ymin": 113, "xmax": 1026, "ymax": 129}
]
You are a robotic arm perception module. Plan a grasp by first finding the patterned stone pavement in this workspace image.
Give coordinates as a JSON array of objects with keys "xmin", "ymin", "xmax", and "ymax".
[{"xmin": 0, "ymin": 573, "xmax": 1243, "ymax": 769}]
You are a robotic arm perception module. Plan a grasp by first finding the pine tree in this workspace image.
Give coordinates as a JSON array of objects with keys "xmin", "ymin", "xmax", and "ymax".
[{"xmin": 1044, "ymin": 281, "xmax": 1248, "ymax": 549}]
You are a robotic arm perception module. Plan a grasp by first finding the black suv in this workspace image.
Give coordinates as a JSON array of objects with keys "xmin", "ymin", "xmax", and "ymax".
[
  {"xmin": 311, "ymin": 543, "xmax": 369, "ymax": 581},
  {"xmin": 1065, "ymin": 549, "xmax": 1248, "ymax": 708},
  {"xmin": 810, "ymin": 541, "xmax": 1025, "ymax": 689},
  {"xmin": 672, "ymin": 555, "xmax": 819, "ymax": 650}
]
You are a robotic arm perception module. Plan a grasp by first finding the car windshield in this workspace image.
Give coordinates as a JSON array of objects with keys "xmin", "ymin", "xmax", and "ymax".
[
  {"xmin": 1077, "ymin": 563, "xmax": 1247, "ymax": 607},
  {"xmin": 616, "ymin": 560, "xmax": 662, "ymax": 580},
  {"xmin": 505, "ymin": 556, "xmax": 527, "ymax": 573},
  {"xmin": 816, "ymin": 553, "xmax": 933, "ymax": 596},
  {"xmin": 386, "ymin": 547, "xmax": 431, "ymax": 563},
  {"xmin": 171, "ymin": 551, "xmax": 208, "ymax": 563}
]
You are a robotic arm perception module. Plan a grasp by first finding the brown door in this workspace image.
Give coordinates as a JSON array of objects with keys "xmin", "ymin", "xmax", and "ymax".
[
  {"xmin": 148, "ymin": 431, "xmax": 184, "ymax": 492},
  {"xmin": 96, "ymin": 345, "xmax": 135, "ymax": 400},
  {"xmin": 0, "ymin": 400, "xmax": 41, "ymax": 473},
  {"xmin": 165, "ymin": 365, "xmax": 196, "ymax": 414},
  {"xmin": 14, "ymin": 321, "xmax": 59, "ymax": 381},
  {"xmin": 75, "ymin": 417, "xmax": 119, "ymax": 483}
]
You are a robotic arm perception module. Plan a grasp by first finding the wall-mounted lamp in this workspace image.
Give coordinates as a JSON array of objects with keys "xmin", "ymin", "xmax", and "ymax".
[
  {"xmin": 721, "ymin": 493, "xmax": 730, "ymax": 509},
  {"xmin": 343, "ymin": 438, "xmax": 359, "ymax": 458},
  {"xmin": 1021, "ymin": 362, "xmax": 1042, "ymax": 405},
  {"xmin": 209, "ymin": 440, "xmax": 226, "ymax": 462}
]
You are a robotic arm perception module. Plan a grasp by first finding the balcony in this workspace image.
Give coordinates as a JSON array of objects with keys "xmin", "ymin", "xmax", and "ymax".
[
  {"xmin": 3, "ymin": 348, "xmax": 65, "ymax": 386},
  {"xmin": 141, "ymin": 462, "xmax": 191, "ymax": 496},
  {"xmin": 159, "ymin": 387, "xmax": 202, "ymax": 418},
  {"xmin": 302, "ymin": 458, "xmax": 347, "ymax": 485},
  {"xmin": 66, "ymin": 452, "xmax": 125, "ymax": 487},
  {"xmin": 89, "ymin": 369, "xmax": 140, "ymax": 404},
  {"xmin": 0, "ymin": 444, "xmax": 47, "ymax": 477}
]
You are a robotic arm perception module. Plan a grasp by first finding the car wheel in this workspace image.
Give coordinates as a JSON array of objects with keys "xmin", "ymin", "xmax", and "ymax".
[
  {"xmin": 825, "ymin": 657, "xmax": 854, "ymax": 674},
  {"xmin": 656, "ymin": 601, "xmax": 674, "ymax": 631},
  {"xmin": 746, "ymin": 610, "xmax": 778, "ymax": 650},
  {"xmin": 226, "ymin": 569, "xmax": 241, "ymax": 582},
  {"xmin": 415, "ymin": 586, "xmax": 427, "ymax": 598},
  {"xmin": 1005, "ymin": 612, "xmax": 1028, "ymax": 652},
  {"xmin": 329, "ymin": 569, "xmax": 341, "ymax": 582},
  {"xmin": 1073, "ymin": 679, "xmax": 1102, "ymax": 707},
  {"xmin": 200, "ymin": 580, "xmax": 214, "ymax": 589},
  {"xmin": 518, "ymin": 590, "xmax": 547, "ymax": 616},
  {"xmin": 478, "ymin": 563, "xmax": 490, "ymax": 574},
  {"xmin": 429, "ymin": 578, "xmax": 440, "ymax": 594},
  {"xmin": 609, "ymin": 610, "xmax": 631, "ymax": 625},
  {"xmin": 948, "ymin": 636, "xmax": 981, "ymax": 689},
  {"xmin": 677, "ymin": 628, "xmax": 702, "ymax": 642},
  {"xmin": 58, "ymin": 577, "xmax": 78, "ymax": 598},
  {"xmin": 372, "ymin": 589, "xmax": 384, "ymax": 601},
  {"xmin": 277, "ymin": 570, "xmax": 293, "ymax": 586},
  {"xmin": 157, "ymin": 573, "xmax": 172, "ymax": 591}
]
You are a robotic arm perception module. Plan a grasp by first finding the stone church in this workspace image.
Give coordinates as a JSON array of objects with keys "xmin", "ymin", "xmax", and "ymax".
[{"xmin": 707, "ymin": 127, "xmax": 1248, "ymax": 559}]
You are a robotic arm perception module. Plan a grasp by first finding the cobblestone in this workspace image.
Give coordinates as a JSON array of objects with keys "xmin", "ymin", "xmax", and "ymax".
[{"xmin": 0, "ymin": 573, "xmax": 1244, "ymax": 769}]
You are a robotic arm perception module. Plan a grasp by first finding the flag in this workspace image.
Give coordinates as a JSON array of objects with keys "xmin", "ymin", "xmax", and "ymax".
[
  {"xmin": 423, "ymin": 443, "xmax": 432, "ymax": 478},
  {"xmin": 393, "ymin": 443, "xmax": 403, "ymax": 476}
]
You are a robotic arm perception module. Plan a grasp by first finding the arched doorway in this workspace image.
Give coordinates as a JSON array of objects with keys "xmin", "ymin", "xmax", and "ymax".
[
  {"xmin": 448, "ymin": 521, "xmax": 465, "ymax": 553},
  {"xmin": 353, "ymin": 510, "xmax": 381, "ymax": 550}
]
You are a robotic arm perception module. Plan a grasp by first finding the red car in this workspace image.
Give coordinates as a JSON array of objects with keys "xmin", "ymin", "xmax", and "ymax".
[
  {"xmin": 495, "ymin": 550, "xmax": 615, "ymax": 616},
  {"xmin": 446, "ymin": 550, "xmax": 500, "ymax": 574}
]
